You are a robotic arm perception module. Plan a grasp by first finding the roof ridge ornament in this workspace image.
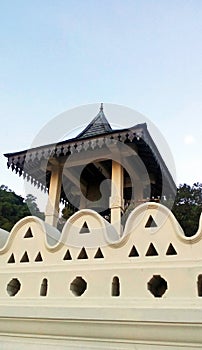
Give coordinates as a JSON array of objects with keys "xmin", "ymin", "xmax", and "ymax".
[{"xmin": 75, "ymin": 103, "xmax": 112, "ymax": 139}]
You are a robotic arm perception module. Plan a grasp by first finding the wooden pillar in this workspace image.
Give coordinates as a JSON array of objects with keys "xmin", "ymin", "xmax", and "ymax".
[
  {"xmin": 45, "ymin": 164, "xmax": 62, "ymax": 227},
  {"xmin": 109, "ymin": 161, "xmax": 124, "ymax": 236}
]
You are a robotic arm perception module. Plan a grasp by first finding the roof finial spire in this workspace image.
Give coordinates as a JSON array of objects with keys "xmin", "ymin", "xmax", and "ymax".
[{"xmin": 100, "ymin": 103, "xmax": 103, "ymax": 112}]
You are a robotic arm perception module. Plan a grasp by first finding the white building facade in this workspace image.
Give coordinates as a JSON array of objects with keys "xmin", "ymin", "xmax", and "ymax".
[{"xmin": 1, "ymin": 106, "xmax": 201, "ymax": 349}]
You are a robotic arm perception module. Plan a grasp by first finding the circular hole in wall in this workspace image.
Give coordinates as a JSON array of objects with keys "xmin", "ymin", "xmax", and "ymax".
[
  {"xmin": 70, "ymin": 276, "xmax": 87, "ymax": 296},
  {"xmin": 7, "ymin": 278, "xmax": 21, "ymax": 296}
]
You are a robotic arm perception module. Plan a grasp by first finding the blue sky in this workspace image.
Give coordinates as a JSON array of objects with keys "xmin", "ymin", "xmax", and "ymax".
[{"xmin": 0, "ymin": 0, "xmax": 202, "ymax": 201}]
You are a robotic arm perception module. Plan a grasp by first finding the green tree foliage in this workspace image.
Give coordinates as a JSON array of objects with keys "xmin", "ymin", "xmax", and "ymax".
[
  {"xmin": 172, "ymin": 183, "xmax": 202, "ymax": 236},
  {"xmin": 57, "ymin": 205, "xmax": 75, "ymax": 231},
  {"xmin": 0, "ymin": 185, "xmax": 44, "ymax": 231},
  {"xmin": 24, "ymin": 194, "xmax": 44, "ymax": 220},
  {"xmin": 62, "ymin": 206, "xmax": 75, "ymax": 221}
]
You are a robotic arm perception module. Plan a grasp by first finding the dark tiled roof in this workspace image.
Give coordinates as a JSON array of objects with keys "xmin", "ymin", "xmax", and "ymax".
[
  {"xmin": 4, "ymin": 105, "xmax": 176, "ymax": 202},
  {"xmin": 76, "ymin": 104, "xmax": 112, "ymax": 139}
]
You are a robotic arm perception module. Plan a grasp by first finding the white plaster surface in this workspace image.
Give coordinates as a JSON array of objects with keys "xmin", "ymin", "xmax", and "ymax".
[{"xmin": 0, "ymin": 203, "xmax": 202, "ymax": 348}]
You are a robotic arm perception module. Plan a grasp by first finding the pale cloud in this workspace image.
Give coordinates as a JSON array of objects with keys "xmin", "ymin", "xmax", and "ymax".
[{"xmin": 184, "ymin": 135, "xmax": 196, "ymax": 145}]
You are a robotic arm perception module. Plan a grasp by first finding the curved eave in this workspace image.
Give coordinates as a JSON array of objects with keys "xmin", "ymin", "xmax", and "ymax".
[{"xmin": 4, "ymin": 123, "xmax": 147, "ymax": 159}]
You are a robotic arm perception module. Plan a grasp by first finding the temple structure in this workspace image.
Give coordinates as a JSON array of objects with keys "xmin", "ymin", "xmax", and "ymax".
[
  {"xmin": 0, "ymin": 105, "xmax": 202, "ymax": 349},
  {"xmin": 5, "ymin": 104, "xmax": 176, "ymax": 232}
]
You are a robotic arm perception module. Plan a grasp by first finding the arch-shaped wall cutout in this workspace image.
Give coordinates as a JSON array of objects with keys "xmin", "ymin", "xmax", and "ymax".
[
  {"xmin": 112, "ymin": 276, "xmax": 120, "ymax": 297},
  {"xmin": 61, "ymin": 209, "xmax": 119, "ymax": 249},
  {"xmin": 124, "ymin": 202, "xmax": 193, "ymax": 243},
  {"xmin": 0, "ymin": 216, "xmax": 60, "ymax": 256},
  {"xmin": 197, "ymin": 275, "xmax": 202, "ymax": 297},
  {"xmin": 40, "ymin": 278, "xmax": 48, "ymax": 296}
]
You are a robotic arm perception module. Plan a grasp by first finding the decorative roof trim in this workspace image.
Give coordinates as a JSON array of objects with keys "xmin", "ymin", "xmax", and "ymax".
[{"xmin": 4, "ymin": 122, "xmax": 176, "ymax": 201}]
